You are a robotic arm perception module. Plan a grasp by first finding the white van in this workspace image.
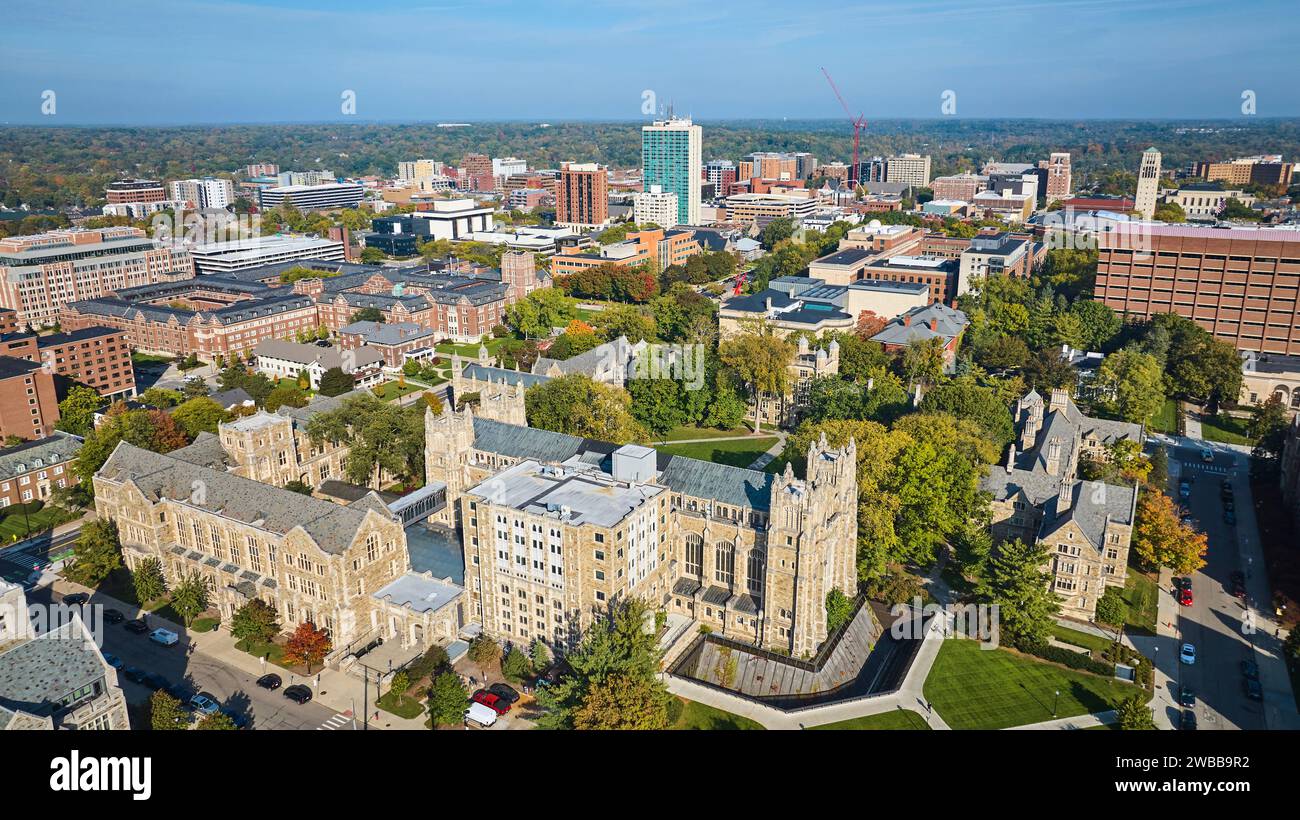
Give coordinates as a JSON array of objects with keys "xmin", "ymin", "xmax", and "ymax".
[
  {"xmin": 464, "ymin": 702, "xmax": 498, "ymax": 728},
  {"xmin": 149, "ymin": 628, "xmax": 179, "ymax": 646}
]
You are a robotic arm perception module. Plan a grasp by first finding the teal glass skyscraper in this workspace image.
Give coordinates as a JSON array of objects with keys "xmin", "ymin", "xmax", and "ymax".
[{"xmin": 641, "ymin": 117, "xmax": 701, "ymax": 227}]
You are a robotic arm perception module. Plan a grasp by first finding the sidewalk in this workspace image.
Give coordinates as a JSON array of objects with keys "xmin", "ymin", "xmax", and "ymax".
[
  {"xmin": 1005, "ymin": 710, "xmax": 1117, "ymax": 730},
  {"xmin": 44, "ymin": 574, "xmax": 430, "ymax": 730}
]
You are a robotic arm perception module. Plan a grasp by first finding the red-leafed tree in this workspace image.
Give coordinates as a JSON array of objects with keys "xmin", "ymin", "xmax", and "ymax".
[
  {"xmin": 282, "ymin": 622, "xmax": 332, "ymax": 673},
  {"xmin": 855, "ymin": 310, "xmax": 887, "ymax": 339}
]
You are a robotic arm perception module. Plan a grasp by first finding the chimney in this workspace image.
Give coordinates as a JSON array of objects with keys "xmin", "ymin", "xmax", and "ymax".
[
  {"xmin": 903, "ymin": 314, "xmax": 912, "ymax": 327},
  {"xmin": 1056, "ymin": 474, "xmax": 1073, "ymax": 516},
  {"xmin": 1006, "ymin": 442, "xmax": 1016, "ymax": 473}
]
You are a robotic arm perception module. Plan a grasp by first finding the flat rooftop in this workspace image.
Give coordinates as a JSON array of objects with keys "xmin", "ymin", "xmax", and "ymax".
[{"xmin": 465, "ymin": 459, "xmax": 663, "ymax": 528}]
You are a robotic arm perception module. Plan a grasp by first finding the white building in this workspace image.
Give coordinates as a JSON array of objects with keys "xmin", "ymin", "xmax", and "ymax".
[
  {"xmin": 492, "ymin": 157, "xmax": 528, "ymax": 177},
  {"xmin": 258, "ymin": 183, "xmax": 365, "ymax": 212},
  {"xmin": 407, "ymin": 199, "xmax": 495, "ymax": 240},
  {"xmin": 632, "ymin": 185, "xmax": 680, "ymax": 228},
  {"xmin": 1135, "ymin": 147, "xmax": 1162, "ymax": 220},
  {"xmin": 885, "ymin": 154, "xmax": 932, "ymax": 188},
  {"xmin": 251, "ymin": 339, "xmax": 385, "ymax": 390},
  {"xmin": 169, "ymin": 177, "xmax": 236, "ymax": 210},
  {"xmin": 188, "ymin": 234, "xmax": 345, "ymax": 274},
  {"xmin": 398, "ymin": 160, "xmax": 442, "ymax": 181}
]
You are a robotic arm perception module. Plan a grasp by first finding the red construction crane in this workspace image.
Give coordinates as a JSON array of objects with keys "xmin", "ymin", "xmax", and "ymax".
[{"xmin": 821, "ymin": 67, "xmax": 867, "ymax": 183}]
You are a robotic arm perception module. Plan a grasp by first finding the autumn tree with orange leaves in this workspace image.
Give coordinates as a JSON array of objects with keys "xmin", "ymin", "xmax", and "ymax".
[
  {"xmin": 1132, "ymin": 491, "xmax": 1207, "ymax": 575},
  {"xmin": 283, "ymin": 622, "xmax": 332, "ymax": 673}
]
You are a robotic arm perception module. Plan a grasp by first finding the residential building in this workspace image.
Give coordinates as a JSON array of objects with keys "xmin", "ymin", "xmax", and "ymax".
[
  {"xmin": 258, "ymin": 182, "xmax": 365, "ymax": 212},
  {"xmin": 883, "ymin": 153, "xmax": 932, "ymax": 188},
  {"xmin": 705, "ymin": 160, "xmax": 737, "ymax": 195},
  {"xmin": 1196, "ymin": 155, "xmax": 1294, "ymax": 188},
  {"xmin": 0, "ymin": 357, "xmax": 59, "ymax": 441},
  {"xmin": 931, "ymin": 173, "xmax": 988, "ymax": 202},
  {"xmin": 0, "ymin": 227, "xmax": 193, "ymax": 327},
  {"xmin": 1134, "ymin": 147, "xmax": 1162, "ymax": 219},
  {"xmin": 632, "ymin": 185, "xmax": 679, "ymax": 228},
  {"xmin": 0, "ymin": 432, "xmax": 82, "ymax": 508},
  {"xmin": 337, "ymin": 321, "xmax": 436, "ymax": 369},
  {"xmin": 982, "ymin": 388, "xmax": 1141, "ymax": 621},
  {"xmin": 492, "ymin": 157, "xmax": 528, "ymax": 178},
  {"xmin": 1095, "ymin": 222, "xmax": 1300, "ymax": 355},
  {"xmin": 642, "ymin": 117, "xmax": 702, "ymax": 226},
  {"xmin": 252, "ymin": 338, "xmax": 385, "ymax": 390},
  {"xmin": 870, "ymin": 302, "xmax": 969, "ymax": 367},
  {"xmin": 170, "ymin": 177, "xmax": 236, "ymax": 210},
  {"xmin": 555, "ymin": 163, "xmax": 610, "ymax": 229},
  {"xmin": 36, "ymin": 327, "xmax": 136, "ymax": 398}
]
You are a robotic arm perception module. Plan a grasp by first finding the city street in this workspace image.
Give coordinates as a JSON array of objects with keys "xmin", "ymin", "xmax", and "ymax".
[
  {"xmin": 1156, "ymin": 439, "xmax": 1284, "ymax": 730},
  {"xmin": 27, "ymin": 583, "xmax": 354, "ymax": 731}
]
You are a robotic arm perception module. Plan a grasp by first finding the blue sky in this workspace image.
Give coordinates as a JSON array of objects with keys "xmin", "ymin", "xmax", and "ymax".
[{"xmin": 1, "ymin": 0, "xmax": 1296, "ymax": 124}]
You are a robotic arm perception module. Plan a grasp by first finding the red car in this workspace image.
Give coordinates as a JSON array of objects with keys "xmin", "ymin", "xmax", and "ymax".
[
  {"xmin": 471, "ymin": 690, "xmax": 511, "ymax": 715},
  {"xmin": 1178, "ymin": 588, "xmax": 1194, "ymax": 606}
]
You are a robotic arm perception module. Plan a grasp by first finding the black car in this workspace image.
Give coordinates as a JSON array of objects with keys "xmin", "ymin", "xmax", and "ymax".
[
  {"xmin": 1241, "ymin": 660, "xmax": 1260, "ymax": 680},
  {"xmin": 102, "ymin": 608, "xmax": 125, "ymax": 624},
  {"xmin": 1221, "ymin": 479, "xmax": 1232, "ymax": 491},
  {"xmin": 124, "ymin": 618, "xmax": 149, "ymax": 634},
  {"xmin": 283, "ymin": 684, "xmax": 312, "ymax": 704},
  {"xmin": 1230, "ymin": 571, "xmax": 1247, "ymax": 599},
  {"xmin": 1243, "ymin": 678, "xmax": 1263, "ymax": 701},
  {"xmin": 1174, "ymin": 577, "xmax": 1192, "ymax": 592},
  {"xmin": 142, "ymin": 673, "xmax": 169, "ymax": 691},
  {"xmin": 1224, "ymin": 510, "xmax": 1237, "ymax": 525},
  {"xmin": 256, "ymin": 673, "xmax": 282, "ymax": 691},
  {"xmin": 1180, "ymin": 709, "xmax": 1197, "ymax": 730},
  {"xmin": 62, "ymin": 592, "xmax": 89, "ymax": 606},
  {"xmin": 1223, "ymin": 499, "xmax": 1235, "ymax": 512},
  {"xmin": 1179, "ymin": 686, "xmax": 1196, "ymax": 708},
  {"xmin": 487, "ymin": 682, "xmax": 520, "ymax": 705},
  {"xmin": 122, "ymin": 666, "xmax": 148, "ymax": 684},
  {"xmin": 166, "ymin": 682, "xmax": 190, "ymax": 701}
]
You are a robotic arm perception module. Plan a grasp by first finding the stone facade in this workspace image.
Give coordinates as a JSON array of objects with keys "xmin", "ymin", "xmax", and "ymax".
[{"xmin": 982, "ymin": 388, "xmax": 1141, "ymax": 621}]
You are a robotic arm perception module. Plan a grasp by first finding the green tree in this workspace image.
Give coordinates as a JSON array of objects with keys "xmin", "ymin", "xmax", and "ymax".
[
  {"xmin": 318, "ymin": 367, "xmax": 354, "ymax": 397},
  {"xmin": 264, "ymin": 383, "xmax": 309, "ymax": 412},
  {"xmin": 1249, "ymin": 395, "xmax": 1290, "ymax": 460},
  {"xmin": 468, "ymin": 635, "xmax": 503, "ymax": 670},
  {"xmin": 350, "ymin": 307, "xmax": 385, "ymax": 324},
  {"xmin": 530, "ymin": 639, "xmax": 551, "ymax": 672},
  {"xmin": 172, "ymin": 396, "xmax": 227, "ymax": 438},
  {"xmin": 573, "ymin": 673, "xmax": 672, "ymax": 730},
  {"xmin": 230, "ymin": 599, "xmax": 280, "ymax": 645},
  {"xmin": 66, "ymin": 519, "xmax": 121, "ymax": 587},
  {"xmin": 1095, "ymin": 588, "xmax": 1129, "ymax": 627},
  {"xmin": 900, "ymin": 337, "xmax": 946, "ymax": 386},
  {"xmin": 170, "ymin": 571, "xmax": 211, "ymax": 626},
  {"xmin": 525, "ymin": 374, "xmax": 646, "ymax": 444},
  {"xmin": 1095, "ymin": 348, "xmax": 1165, "ymax": 423},
  {"xmin": 427, "ymin": 670, "xmax": 469, "ymax": 727},
  {"xmin": 196, "ymin": 712, "xmax": 238, "ymax": 730},
  {"xmin": 150, "ymin": 691, "xmax": 189, "ymax": 730},
  {"xmin": 132, "ymin": 556, "xmax": 167, "ymax": 605},
  {"xmin": 283, "ymin": 480, "xmax": 313, "ymax": 495},
  {"xmin": 975, "ymin": 538, "xmax": 1060, "ymax": 651},
  {"xmin": 139, "ymin": 387, "xmax": 183, "ymax": 408},
  {"xmin": 55, "ymin": 385, "xmax": 104, "ymax": 437},
  {"xmin": 825, "ymin": 588, "xmax": 854, "ymax": 633},
  {"xmin": 1116, "ymin": 693, "xmax": 1156, "ymax": 730},
  {"xmin": 718, "ymin": 325, "xmax": 796, "ymax": 433},
  {"xmin": 920, "ymin": 377, "xmax": 1016, "ymax": 447},
  {"xmin": 506, "ymin": 287, "xmax": 576, "ymax": 339},
  {"xmin": 388, "ymin": 670, "xmax": 411, "ymax": 699},
  {"xmin": 305, "ymin": 393, "xmax": 426, "ymax": 486},
  {"xmin": 501, "ymin": 647, "xmax": 532, "ymax": 682},
  {"xmin": 626, "ymin": 376, "xmax": 687, "ymax": 435}
]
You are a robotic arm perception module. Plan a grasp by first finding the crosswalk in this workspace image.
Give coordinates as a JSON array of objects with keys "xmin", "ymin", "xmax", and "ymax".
[
  {"xmin": 317, "ymin": 713, "xmax": 352, "ymax": 731},
  {"xmin": 1183, "ymin": 463, "xmax": 1235, "ymax": 475}
]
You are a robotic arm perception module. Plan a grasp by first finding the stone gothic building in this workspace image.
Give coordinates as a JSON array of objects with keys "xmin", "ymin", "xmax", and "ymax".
[{"xmin": 982, "ymin": 388, "xmax": 1142, "ymax": 621}]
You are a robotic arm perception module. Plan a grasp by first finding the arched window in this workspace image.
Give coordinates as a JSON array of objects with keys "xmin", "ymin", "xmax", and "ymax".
[
  {"xmin": 714, "ymin": 542, "xmax": 734, "ymax": 586},
  {"xmin": 747, "ymin": 551, "xmax": 765, "ymax": 597},
  {"xmin": 685, "ymin": 534, "xmax": 702, "ymax": 577}
]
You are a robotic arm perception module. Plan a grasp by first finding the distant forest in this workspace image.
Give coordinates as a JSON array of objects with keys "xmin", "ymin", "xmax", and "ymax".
[{"xmin": 3, "ymin": 118, "xmax": 1300, "ymax": 209}]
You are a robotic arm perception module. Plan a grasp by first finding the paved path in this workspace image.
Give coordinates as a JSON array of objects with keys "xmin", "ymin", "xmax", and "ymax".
[
  {"xmin": 746, "ymin": 432, "xmax": 787, "ymax": 471},
  {"xmin": 1007, "ymin": 710, "xmax": 1117, "ymax": 730}
]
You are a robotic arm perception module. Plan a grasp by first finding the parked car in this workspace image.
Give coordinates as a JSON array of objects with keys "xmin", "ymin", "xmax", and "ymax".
[
  {"xmin": 1179, "ymin": 481, "xmax": 1191, "ymax": 499},
  {"xmin": 464, "ymin": 701, "xmax": 498, "ymax": 728},
  {"xmin": 486, "ymin": 682, "xmax": 520, "ymax": 705},
  {"xmin": 149, "ymin": 628, "xmax": 179, "ymax": 646},
  {"xmin": 256, "ymin": 673, "xmax": 282, "ymax": 691},
  {"xmin": 189, "ymin": 693, "xmax": 220, "ymax": 717},
  {"xmin": 102, "ymin": 608, "xmax": 124, "ymax": 624},
  {"xmin": 1224, "ymin": 510, "xmax": 1237, "ymax": 525},
  {"xmin": 62, "ymin": 592, "xmax": 89, "ymax": 606},
  {"xmin": 124, "ymin": 618, "xmax": 149, "ymax": 634},
  {"xmin": 142, "ymin": 672, "xmax": 169, "ymax": 691},
  {"xmin": 1200, "ymin": 448, "xmax": 1214, "ymax": 463},
  {"xmin": 102, "ymin": 652, "xmax": 123, "ymax": 669},
  {"xmin": 1178, "ymin": 588, "xmax": 1194, "ymax": 607},
  {"xmin": 1241, "ymin": 660, "xmax": 1260, "ymax": 680},
  {"xmin": 1223, "ymin": 499, "xmax": 1235, "ymax": 512},
  {"xmin": 1180, "ymin": 709, "xmax": 1197, "ymax": 730},
  {"xmin": 283, "ymin": 684, "xmax": 313, "ymax": 704},
  {"xmin": 1179, "ymin": 686, "xmax": 1196, "ymax": 709},
  {"xmin": 1180, "ymin": 643, "xmax": 1196, "ymax": 665},
  {"xmin": 1243, "ymin": 678, "xmax": 1263, "ymax": 701},
  {"xmin": 1174, "ymin": 577, "xmax": 1192, "ymax": 592},
  {"xmin": 122, "ymin": 666, "xmax": 147, "ymax": 684},
  {"xmin": 471, "ymin": 690, "xmax": 511, "ymax": 715},
  {"xmin": 1229, "ymin": 571, "xmax": 1247, "ymax": 599}
]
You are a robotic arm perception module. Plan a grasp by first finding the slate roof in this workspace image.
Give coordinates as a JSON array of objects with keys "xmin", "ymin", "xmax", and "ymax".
[
  {"xmin": 461, "ymin": 363, "xmax": 551, "ymax": 389},
  {"xmin": 97, "ymin": 442, "xmax": 391, "ymax": 554},
  {"xmin": 1039, "ymin": 480, "xmax": 1137, "ymax": 549},
  {"xmin": 252, "ymin": 339, "xmax": 383, "ymax": 370},
  {"xmin": 0, "ymin": 431, "xmax": 82, "ymax": 480},
  {"xmin": 0, "ymin": 620, "xmax": 107, "ymax": 718},
  {"xmin": 871, "ymin": 303, "xmax": 969, "ymax": 347},
  {"xmin": 338, "ymin": 321, "xmax": 434, "ymax": 346}
]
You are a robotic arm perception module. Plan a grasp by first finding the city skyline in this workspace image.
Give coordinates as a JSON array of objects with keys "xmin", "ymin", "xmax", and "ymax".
[{"xmin": 1, "ymin": 0, "xmax": 1298, "ymax": 124}]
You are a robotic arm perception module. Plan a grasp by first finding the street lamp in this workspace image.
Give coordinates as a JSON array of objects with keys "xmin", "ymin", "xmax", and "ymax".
[{"xmin": 1053, "ymin": 689, "xmax": 1060, "ymax": 718}]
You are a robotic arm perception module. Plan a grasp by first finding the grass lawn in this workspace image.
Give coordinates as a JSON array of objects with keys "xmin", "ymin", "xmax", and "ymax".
[
  {"xmin": 377, "ymin": 690, "xmax": 426, "ymax": 719},
  {"xmin": 659, "ymin": 425, "xmax": 754, "ymax": 442},
  {"xmin": 435, "ymin": 337, "xmax": 508, "ymax": 359},
  {"xmin": 1200, "ymin": 413, "xmax": 1253, "ymax": 446},
  {"xmin": 1051, "ymin": 624, "xmax": 1115, "ymax": 655},
  {"xmin": 191, "ymin": 617, "xmax": 220, "ymax": 633},
  {"xmin": 1147, "ymin": 398, "xmax": 1179, "ymax": 434},
  {"xmin": 235, "ymin": 638, "xmax": 294, "ymax": 671},
  {"xmin": 371, "ymin": 381, "xmax": 425, "ymax": 402},
  {"xmin": 0, "ymin": 506, "xmax": 81, "ymax": 542},
  {"xmin": 923, "ymin": 638, "xmax": 1143, "ymax": 730},
  {"xmin": 667, "ymin": 698, "xmax": 764, "ymax": 730},
  {"xmin": 1117, "ymin": 567, "xmax": 1159, "ymax": 635},
  {"xmin": 131, "ymin": 352, "xmax": 175, "ymax": 365},
  {"xmin": 808, "ymin": 709, "xmax": 931, "ymax": 730},
  {"xmin": 656, "ymin": 436, "xmax": 779, "ymax": 469}
]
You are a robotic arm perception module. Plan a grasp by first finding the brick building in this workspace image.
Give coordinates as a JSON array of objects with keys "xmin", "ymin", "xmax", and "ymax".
[{"xmin": 0, "ymin": 357, "xmax": 59, "ymax": 440}]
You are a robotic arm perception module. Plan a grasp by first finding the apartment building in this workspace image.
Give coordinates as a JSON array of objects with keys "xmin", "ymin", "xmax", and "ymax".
[
  {"xmin": 883, "ymin": 153, "xmax": 932, "ymax": 188},
  {"xmin": 642, "ymin": 117, "xmax": 702, "ymax": 226},
  {"xmin": 170, "ymin": 177, "xmax": 236, "ymax": 210},
  {"xmin": 37, "ymin": 327, "xmax": 136, "ymax": 398},
  {"xmin": 1196, "ymin": 155, "xmax": 1294, "ymax": 188},
  {"xmin": 0, "ymin": 227, "xmax": 193, "ymax": 327},
  {"xmin": 931, "ymin": 173, "xmax": 988, "ymax": 202},
  {"xmin": 337, "ymin": 321, "xmax": 436, "ymax": 368},
  {"xmin": 632, "ymin": 185, "xmax": 679, "ymax": 228},
  {"xmin": 1095, "ymin": 223, "xmax": 1300, "ymax": 355},
  {"xmin": 257, "ymin": 182, "xmax": 365, "ymax": 212},
  {"xmin": 0, "ymin": 357, "xmax": 59, "ymax": 440},
  {"xmin": 555, "ymin": 163, "xmax": 610, "ymax": 229},
  {"xmin": 1039, "ymin": 153, "xmax": 1073, "ymax": 201}
]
